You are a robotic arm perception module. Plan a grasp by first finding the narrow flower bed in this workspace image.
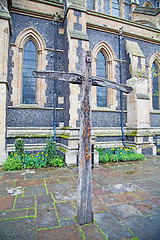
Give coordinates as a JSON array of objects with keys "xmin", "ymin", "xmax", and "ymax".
[
  {"xmin": 96, "ymin": 146, "xmax": 145, "ymax": 164},
  {"xmin": 3, "ymin": 137, "xmax": 65, "ymax": 171}
]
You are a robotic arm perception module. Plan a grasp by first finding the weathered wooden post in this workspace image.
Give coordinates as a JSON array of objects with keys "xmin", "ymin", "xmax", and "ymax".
[
  {"xmin": 77, "ymin": 50, "xmax": 93, "ymax": 225},
  {"xmin": 33, "ymin": 50, "xmax": 133, "ymax": 226}
]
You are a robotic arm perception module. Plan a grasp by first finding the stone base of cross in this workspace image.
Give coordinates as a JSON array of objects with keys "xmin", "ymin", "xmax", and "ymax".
[{"xmin": 33, "ymin": 50, "xmax": 132, "ymax": 225}]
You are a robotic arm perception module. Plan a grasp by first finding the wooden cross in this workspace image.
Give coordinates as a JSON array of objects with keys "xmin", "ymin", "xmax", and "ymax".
[{"xmin": 33, "ymin": 50, "xmax": 132, "ymax": 225}]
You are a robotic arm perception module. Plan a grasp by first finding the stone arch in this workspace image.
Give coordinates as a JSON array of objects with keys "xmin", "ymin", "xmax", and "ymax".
[
  {"xmin": 11, "ymin": 28, "xmax": 47, "ymax": 106},
  {"xmin": 143, "ymin": 1, "xmax": 153, "ymax": 8},
  {"xmin": 92, "ymin": 41, "xmax": 117, "ymax": 109}
]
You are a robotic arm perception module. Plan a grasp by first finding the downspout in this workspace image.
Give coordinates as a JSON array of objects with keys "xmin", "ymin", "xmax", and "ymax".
[
  {"xmin": 118, "ymin": 27, "xmax": 126, "ymax": 148},
  {"xmin": 53, "ymin": 13, "xmax": 59, "ymax": 144}
]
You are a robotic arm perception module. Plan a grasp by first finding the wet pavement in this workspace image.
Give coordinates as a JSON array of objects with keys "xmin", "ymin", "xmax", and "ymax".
[{"xmin": 0, "ymin": 156, "xmax": 160, "ymax": 240}]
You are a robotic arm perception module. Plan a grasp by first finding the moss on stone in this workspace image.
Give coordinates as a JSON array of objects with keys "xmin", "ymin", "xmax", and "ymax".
[
  {"xmin": 59, "ymin": 147, "xmax": 68, "ymax": 153},
  {"xmin": 127, "ymin": 130, "xmax": 137, "ymax": 136}
]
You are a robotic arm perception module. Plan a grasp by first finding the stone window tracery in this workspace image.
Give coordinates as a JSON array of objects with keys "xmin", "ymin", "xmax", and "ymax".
[
  {"xmin": 92, "ymin": 41, "xmax": 117, "ymax": 109},
  {"xmin": 11, "ymin": 28, "xmax": 47, "ymax": 107}
]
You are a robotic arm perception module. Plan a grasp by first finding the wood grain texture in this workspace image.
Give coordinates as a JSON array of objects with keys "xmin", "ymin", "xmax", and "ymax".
[{"xmin": 77, "ymin": 50, "xmax": 93, "ymax": 225}]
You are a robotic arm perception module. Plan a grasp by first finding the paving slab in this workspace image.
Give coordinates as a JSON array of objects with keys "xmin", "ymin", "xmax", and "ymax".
[
  {"xmin": 0, "ymin": 209, "xmax": 27, "ymax": 220},
  {"xmin": 114, "ymin": 192, "xmax": 140, "ymax": 203},
  {"xmin": 1, "ymin": 172, "xmax": 24, "ymax": 181},
  {"xmin": 94, "ymin": 211, "xmax": 134, "ymax": 240},
  {"xmin": 60, "ymin": 218, "xmax": 76, "ymax": 226},
  {"xmin": 55, "ymin": 201, "xmax": 76, "ymax": 219},
  {"xmin": 0, "ymin": 196, "xmax": 15, "ymax": 211},
  {"xmin": 36, "ymin": 225, "xmax": 83, "ymax": 240},
  {"xmin": 81, "ymin": 223, "xmax": 106, "ymax": 240},
  {"xmin": 0, "ymin": 181, "xmax": 15, "ymax": 196},
  {"xmin": 131, "ymin": 199, "xmax": 160, "ymax": 216},
  {"xmin": 0, "ymin": 218, "xmax": 35, "ymax": 240},
  {"xmin": 25, "ymin": 171, "xmax": 51, "ymax": 180},
  {"xmin": 36, "ymin": 194, "xmax": 53, "ymax": 204},
  {"xmin": 107, "ymin": 183, "xmax": 142, "ymax": 194},
  {"xmin": 15, "ymin": 178, "xmax": 44, "ymax": 187},
  {"xmin": 132, "ymin": 190, "xmax": 159, "ymax": 200},
  {"xmin": 135, "ymin": 180, "xmax": 160, "ymax": 191},
  {"xmin": 122, "ymin": 215, "xmax": 160, "ymax": 240},
  {"xmin": 23, "ymin": 185, "xmax": 46, "ymax": 196},
  {"xmin": 14, "ymin": 196, "xmax": 35, "ymax": 209},
  {"xmin": 4, "ymin": 187, "xmax": 23, "ymax": 196},
  {"xmin": 45, "ymin": 178, "xmax": 59, "ymax": 185},
  {"xmin": 36, "ymin": 203, "xmax": 59, "ymax": 229},
  {"xmin": 93, "ymin": 186, "xmax": 113, "ymax": 195},
  {"xmin": 108, "ymin": 203, "xmax": 143, "ymax": 219},
  {"xmin": 92, "ymin": 196, "xmax": 109, "ymax": 213}
]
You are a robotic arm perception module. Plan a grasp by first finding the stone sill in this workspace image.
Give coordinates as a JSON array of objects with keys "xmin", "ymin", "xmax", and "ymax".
[
  {"xmin": 92, "ymin": 108, "xmax": 127, "ymax": 113},
  {"xmin": 150, "ymin": 110, "xmax": 160, "ymax": 114},
  {"xmin": 8, "ymin": 105, "xmax": 63, "ymax": 110}
]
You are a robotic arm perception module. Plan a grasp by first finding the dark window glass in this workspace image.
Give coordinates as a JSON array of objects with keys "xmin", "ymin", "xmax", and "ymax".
[
  {"xmin": 112, "ymin": 0, "xmax": 120, "ymax": 17},
  {"xmin": 97, "ymin": 51, "xmax": 107, "ymax": 107},
  {"xmin": 152, "ymin": 62, "xmax": 159, "ymax": 110},
  {"xmin": 22, "ymin": 40, "xmax": 37, "ymax": 104}
]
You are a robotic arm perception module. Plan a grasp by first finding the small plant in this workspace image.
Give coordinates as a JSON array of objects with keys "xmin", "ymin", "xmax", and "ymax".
[
  {"xmin": 14, "ymin": 138, "xmax": 24, "ymax": 158},
  {"xmin": 99, "ymin": 154, "xmax": 110, "ymax": 164},
  {"xmin": 48, "ymin": 156, "xmax": 65, "ymax": 167},
  {"xmin": 44, "ymin": 137, "xmax": 57, "ymax": 163},
  {"xmin": 3, "ymin": 154, "xmax": 22, "ymax": 171},
  {"xmin": 109, "ymin": 154, "xmax": 119, "ymax": 162}
]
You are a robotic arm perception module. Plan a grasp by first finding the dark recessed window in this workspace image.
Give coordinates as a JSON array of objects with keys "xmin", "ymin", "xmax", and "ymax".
[
  {"xmin": 97, "ymin": 51, "xmax": 107, "ymax": 107},
  {"xmin": 112, "ymin": 0, "xmax": 120, "ymax": 17},
  {"xmin": 22, "ymin": 40, "xmax": 37, "ymax": 104},
  {"xmin": 152, "ymin": 62, "xmax": 159, "ymax": 110}
]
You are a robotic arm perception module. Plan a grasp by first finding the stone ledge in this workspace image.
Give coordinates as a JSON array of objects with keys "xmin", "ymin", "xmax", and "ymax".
[
  {"xmin": 136, "ymin": 94, "xmax": 150, "ymax": 100},
  {"xmin": 8, "ymin": 105, "xmax": 63, "ymax": 110},
  {"xmin": 69, "ymin": 30, "xmax": 89, "ymax": 41}
]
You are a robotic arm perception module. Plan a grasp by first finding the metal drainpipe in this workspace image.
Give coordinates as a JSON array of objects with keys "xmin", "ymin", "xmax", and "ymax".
[
  {"xmin": 53, "ymin": 14, "xmax": 59, "ymax": 144},
  {"xmin": 118, "ymin": 27, "xmax": 126, "ymax": 148}
]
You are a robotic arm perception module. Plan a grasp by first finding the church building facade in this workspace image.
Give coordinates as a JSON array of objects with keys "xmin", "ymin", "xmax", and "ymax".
[{"xmin": 0, "ymin": 0, "xmax": 160, "ymax": 165}]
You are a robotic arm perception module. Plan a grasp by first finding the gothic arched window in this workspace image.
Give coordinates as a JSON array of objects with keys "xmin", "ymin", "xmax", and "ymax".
[
  {"xmin": 112, "ymin": 0, "xmax": 120, "ymax": 17},
  {"xmin": 96, "ymin": 51, "xmax": 107, "ymax": 107},
  {"xmin": 22, "ymin": 40, "xmax": 37, "ymax": 104},
  {"xmin": 152, "ymin": 61, "xmax": 160, "ymax": 110}
]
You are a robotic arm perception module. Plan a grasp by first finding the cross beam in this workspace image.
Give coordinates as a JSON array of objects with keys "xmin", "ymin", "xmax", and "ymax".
[
  {"xmin": 33, "ymin": 50, "xmax": 132, "ymax": 225},
  {"xmin": 33, "ymin": 71, "xmax": 132, "ymax": 94}
]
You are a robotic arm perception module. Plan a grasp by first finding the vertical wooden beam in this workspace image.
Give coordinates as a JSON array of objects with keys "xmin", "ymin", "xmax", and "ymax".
[{"xmin": 77, "ymin": 50, "xmax": 93, "ymax": 225}]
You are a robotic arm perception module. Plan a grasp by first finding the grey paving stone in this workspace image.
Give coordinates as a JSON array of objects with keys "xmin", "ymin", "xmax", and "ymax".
[
  {"xmin": 25, "ymin": 171, "xmax": 51, "ymax": 180},
  {"xmin": 131, "ymin": 199, "xmax": 160, "ymax": 216},
  {"xmin": 122, "ymin": 215, "xmax": 160, "ymax": 240},
  {"xmin": 55, "ymin": 201, "xmax": 76, "ymax": 219},
  {"xmin": 0, "ymin": 185, "xmax": 23, "ymax": 197},
  {"xmin": 23, "ymin": 185, "xmax": 46, "ymax": 196},
  {"xmin": 14, "ymin": 196, "xmax": 35, "ymax": 209},
  {"xmin": 0, "ymin": 209, "xmax": 27, "ymax": 220},
  {"xmin": 60, "ymin": 218, "xmax": 76, "ymax": 226},
  {"xmin": 81, "ymin": 223, "xmax": 106, "ymax": 240},
  {"xmin": 36, "ymin": 225, "xmax": 83, "ymax": 240},
  {"xmin": 108, "ymin": 203, "xmax": 143, "ymax": 219},
  {"xmin": 36, "ymin": 203, "xmax": 59, "ymax": 229},
  {"xmin": 136, "ymin": 180, "xmax": 160, "ymax": 191},
  {"xmin": 94, "ymin": 211, "xmax": 134, "ymax": 240},
  {"xmin": 107, "ymin": 183, "xmax": 142, "ymax": 194},
  {"xmin": 47, "ymin": 183, "xmax": 71, "ymax": 193},
  {"xmin": 36, "ymin": 194, "xmax": 53, "ymax": 204},
  {"xmin": 0, "ymin": 218, "xmax": 35, "ymax": 240},
  {"xmin": 27, "ymin": 208, "xmax": 35, "ymax": 216}
]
